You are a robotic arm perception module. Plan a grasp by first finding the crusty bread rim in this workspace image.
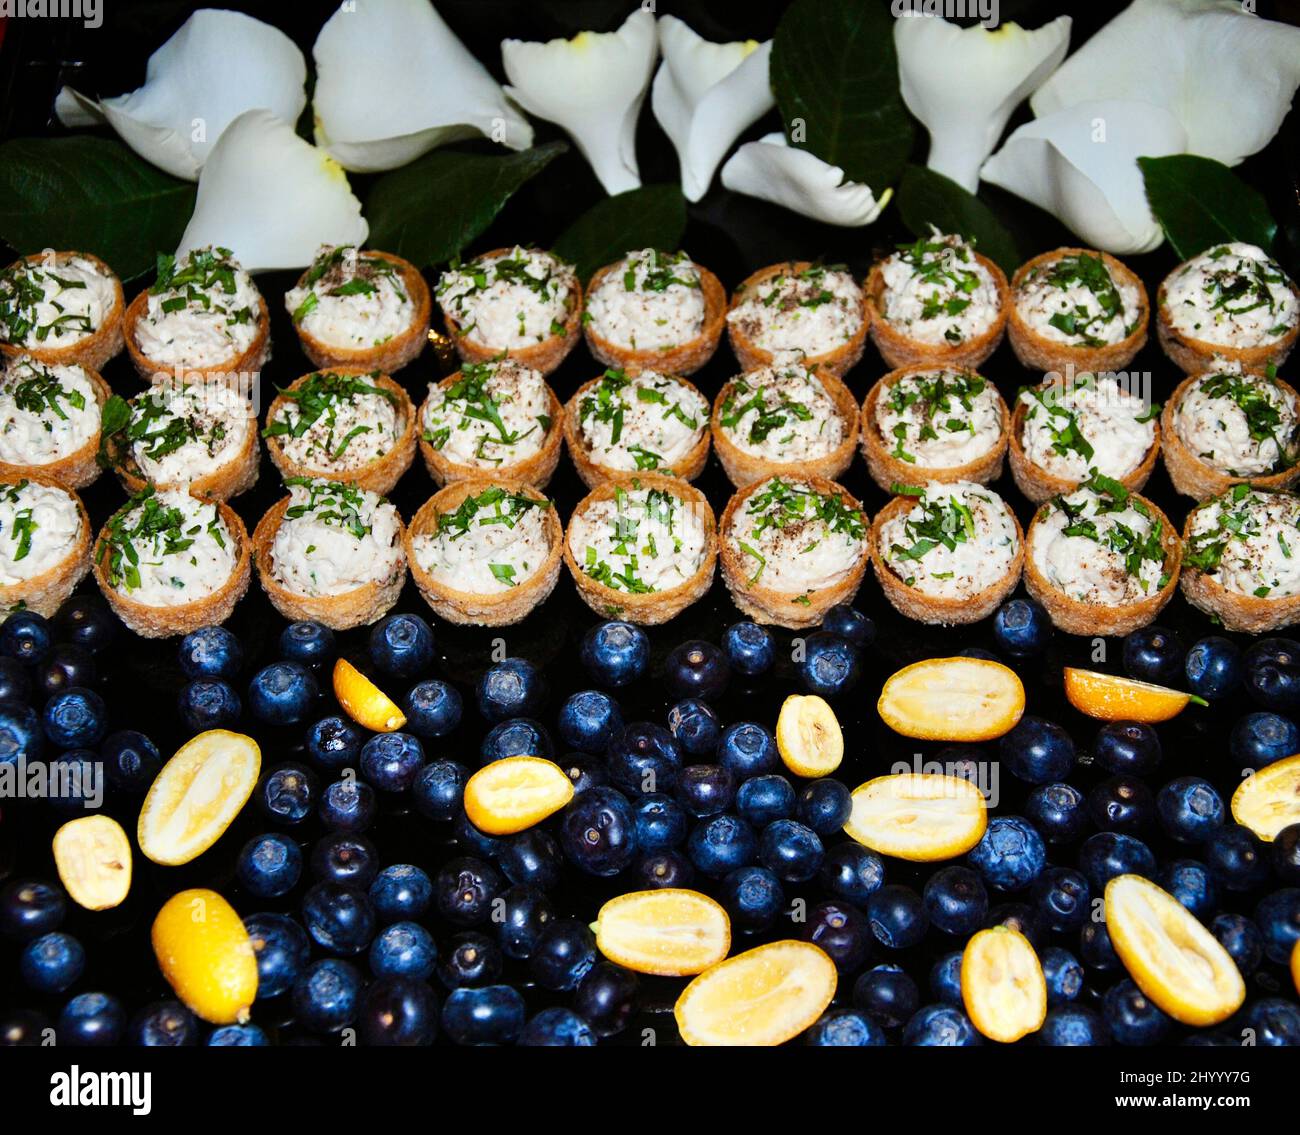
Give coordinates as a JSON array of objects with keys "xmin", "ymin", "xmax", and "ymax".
[
  {"xmin": 1160, "ymin": 369, "xmax": 1300, "ymax": 501},
  {"xmin": 859, "ymin": 363, "xmax": 1010, "ymax": 492},
  {"xmin": 0, "ymin": 361, "xmax": 111, "ymax": 491},
  {"xmin": 563, "ymin": 473, "xmax": 718, "ymax": 624},
  {"xmin": 725, "ymin": 261, "xmax": 870, "ymax": 376},
  {"xmin": 1023, "ymin": 489, "xmax": 1182, "ymax": 636},
  {"xmin": 1009, "ymin": 377, "xmax": 1161, "ymax": 504},
  {"xmin": 252, "ymin": 493, "xmax": 407, "ymax": 631},
  {"xmin": 439, "ymin": 246, "xmax": 582, "ymax": 378},
  {"xmin": 869, "ymin": 489, "xmax": 1024, "ymax": 625},
  {"xmin": 718, "ymin": 473, "xmax": 871, "ymax": 629},
  {"xmin": 710, "ymin": 365, "xmax": 860, "ymax": 489},
  {"xmin": 92, "ymin": 493, "xmax": 251, "ymax": 638},
  {"xmin": 1007, "ymin": 247, "xmax": 1149, "ymax": 373},
  {"xmin": 563, "ymin": 371, "xmax": 711, "ymax": 488},
  {"xmin": 264, "ymin": 368, "xmax": 416, "ymax": 495},
  {"xmin": 0, "ymin": 471, "xmax": 92, "ymax": 618},
  {"xmin": 865, "ymin": 249, "xmax": 1009, "ymax": 371},
  {"xmin": 0, "ymin": 251, "xmax": 125, "ymax": 372},
  {"xmin": 417, "ymin": 365, "xmax": 563, "ymax": 490},
  {"xmin": 583, "ymin": 256, "xmax": 726, "ymax": 377},
  {"xmin": 404, "ymin": 477, "xmax": 563, "ymax": 626},
  {"xmin": 290, "ymin": 250, "xmax": 432, "ymax": 373},
  {"xmin": 124, "ymin": 282, "xmax": 270, "ymax": 383}
]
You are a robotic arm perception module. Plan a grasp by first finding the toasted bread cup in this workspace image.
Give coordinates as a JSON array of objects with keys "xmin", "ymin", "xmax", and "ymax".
[
  {"xmin": 0, "ymin": 252, "xmax": 125, "ymax": 372},
  {"xmin": 726, "ymin": 261, "xmax": 870, "ymax": 376},
  {"xmin": 265, "ymin": 369, "xmax": 416, "ymax": 495},
  {"xmin": 291, "ymin": 251, "xmax": 431, "ymax": 373},
  {"xmin": 1160, "ymin": 371, "xmax": 1300, "ymax": 501},
  {"xmin": 870, "ymin": 492, "xmax": 1024, "ymax": 626},
  {"xmin": 0, "ymin": 364, "xmax": 111, "ymax": 491},
  {"xmin": 584, "ymin": 260, "xmax": 726, "ymax": 377},
  {"xmin": 563, "ymin": 374, "xmax": 710, "ymax": 489},
  {"xmin": 719, "ymin": 475, "xmax": 870, "ymax": 629},
  {"xmin": 1007, "ymin": 248, "xmax": 1149, "ymax": 373},
  {"xmin": 405, "ymin": 478, "xmax": 563, "ymax": 626},
  {"xmin": 865, "ymin": 252, "xmax": 1009, "ymax": 371},
  {"xmin": 711, "ymin": 369, "xmax": 860, "ymax": 489},
  {"xmin": 0, "ymin": 474, "xmax": 92, "ymax": 617},
  {"xmin": 1157, "ymin": 273, "xmax": 1300, "ymax": 376},
  {"xmin": 252, "ymin": 496, "xmax": 407, "ymax": 631},
  {"xmin": 418, "ymin": 370, "xmax": 563, "ymax": 490},
  {"xmin": 1024, "ymin": 493, "xmax": 1181, "ymax": 636},
  {"xmin": 124, "ymin": 289, "xmax": 270, "ymax": 383},
  {"xmin": 860, "ymin": 364, "xmax": 1010, "ymax": 493},
  {"xmin": 440, "ymin": 248, "xmax": 581, "ymax": 377},
  {"xmin": 93, "ymin": 498, "xmax": 251, "ymax": 638},
  {"xmin": 564, "ymin": 474, "xmax": 717, "ymax": 625}
]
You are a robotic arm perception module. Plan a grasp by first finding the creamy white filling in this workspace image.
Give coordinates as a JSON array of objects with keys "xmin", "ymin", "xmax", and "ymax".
[
  {"xmin": 423, "ymin": 359, "xmax": 551, "ymax": 469},
  {"xmin": 878, "ymin": 232, "xmax": 1001, "ymax": 346},
  {"xmin": 729, "ymin": 477, "xmax": 867, "ymax": 594},
  {"xmin": 1015, "ymin": 252, "xmax": 1141, "ymax": 346},
  {"xmin": 271, "ymin": 480, "xmax": 402, "ymax": 598},
  {"xmin": 0, "ymin": 357, "xmax": 100, "ymax": 465},
  {"xmin": 586, "ymin": 249, "xmax": 706, "ymax": 352},
  {"xmin": 0, "ymin": 255, "xmax": 117, "ymax": 347},
  {"xmin": 568, "ymin": 483, "xmax": 707, "ymax": 594},
  {"xmin": 880, "ymin": 481, "xmax": 1017, "ymax": 600},
  {"xmin": 134, "ymin": 249, "xmax": 261, "ymax": 369},
  {"xmin": 1173, "ymin": 365, "xmax": 1298, "ymax": 477},
  {"xmin": 0, "ymin": 480, "xmax": 82, "ymax": 585},
  {"xmin": 1164, "ymin": 243, "xmax": 1298, "ymax": 348},
  {"xmin": 286, "ymin": 247, "xmax": 415, "ymax": 349},
  {"xmin": 875, "ymin": 368, "xmax": 1002, "ymax": 469},
  {"xmin": 1187, "ymin": 487, "xmax": 1300, "ymax": 598},
  {"xmin": 727, "ymin": 266, "xmax": 863, "ymax": 360},
  {"xmin": 1030, "ymin": 487, "xmax": 1167, "ymax": 605},
  {"xmin": 1019, "ymin": 375, "xmax": 1156, "ymax": 481},
  {"xmin": 578, "ymin": 370, "xmax": 707, "ymax": 472},
  {"xmin": 271, "ymin": 380, "xmax": 400, "ymax": 474},
  {"xmin": 129, "ymin": 383, "xmax": 252, "ymax": 486},
  {"xmin": 717, "ymin": 364, "xmax": 844, "ymax": 462},
  {"xmin": 437, "ymin": 247, "xmax": 574, "ymax": 349},
  {"xmin": 413, "ymin": 488, "xmax": 552, "ymax": 594}
]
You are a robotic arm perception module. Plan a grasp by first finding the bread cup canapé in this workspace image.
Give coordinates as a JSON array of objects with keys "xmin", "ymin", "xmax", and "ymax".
[
  {"xmin": 0, "ymin": 251, "xmax": 124, "ymax": 372},
  {"xmin": 0, "ymin": 473, "xmax": 92, "ymax": 617},
  {"xmin": 0, "ymin": 355, "xmax": 111, "ymax": 491}
]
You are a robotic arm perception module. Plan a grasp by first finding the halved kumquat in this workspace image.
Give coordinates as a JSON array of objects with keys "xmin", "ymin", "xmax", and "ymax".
[
  {"xmin": 463, "ymin": 756, "xmax": 574, "ymax": 835},
  {"xmin": 53, "ymin": 815, "xmax": 132, "ymax": 911},
  {"xmin": 961, "ymin": 926, "xmax": 1047, "ymax": 1043},
  {"xmin": 1231, "ymin": 753, "xmax": 1300, "ymax": 841},
  {"xmin": 595, "ymin": 889, "xmax": 730, "ymax": 976},
  {"xmin": 1063, "ymin": 668, "xmax": 1204, "ymax": 723},
  {"xmin": 878, "ymin": 657, "xmax": 1024, "ymax": 742},
  {"xmin": 843, "ymin": 773, "xmax": 987, "ymax": 861},
  {"xmin": 776, "ymin": 694, "xmax": 843, "ymax": 777},
  {"xmin": 332, "ymin": 658, "xmax": 405, "ymax": 733}
]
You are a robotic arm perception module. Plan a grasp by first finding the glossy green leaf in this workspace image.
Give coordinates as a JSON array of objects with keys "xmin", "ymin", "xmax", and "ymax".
[
  {"xmin": 553, "ymin": 185, "xmax": 687, "ymax": 282},
  {"xmin": 897, "ymin": 165, "xmax": 1021, "ymax": 276},
  {"xmin": 1138, "ymin": 155, "xmax": 1277, "ymax": 260}
]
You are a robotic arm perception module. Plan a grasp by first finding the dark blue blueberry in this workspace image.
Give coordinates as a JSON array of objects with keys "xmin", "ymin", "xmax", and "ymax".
[
  {"xmin": 177, "ymin": 625, "xmax": 241, "ymax": 679},
  {"xmin": 580, "ymin": 620, "xmax": 648, "ymax": 688},
  {"xmin": 369, "ymin": 921, "xmax": 437, "ymax": 979},
  {"xmin": 359, "ymin": 975, "xmax": 438, "ymax": 1046},
  {"xmin": 434, "ymin": 856, "xmax": 503, "ymax": 926},
  {"xmin": 306, "ymin": 717, "xmax": 362, "ymax": 771},
  {"xmin": 805, "ymin": 1009, "xmax": 885, "ymax": 1046},
  {"xmin": 797, "ymin": 631, "xmax": 860, "ymax": 697},
  {"xmin": 42, "ymin": 686, "xmax": 106, "ymax": 748},
  {"xmin": 402, "ymin": 678, "xmax": 463, "ymax": 739},
  {"xmin": 1229, "ymin": 711, "xmax": 1299, "ymax": 768},
  {"xmin": 369, "ymin": 864, "xmax": 432, "ymax": 924},
  {"xmin": 318, "ymin": 776, "xmax": 377, "ymax": 833},
  {"xmin": 1156, "ymin": 775, "xmax": 1224, "ymax": 843},
  {"xmin": 986, "ymin": 902, "xmax": 1045, "ymax": 947},
  {"xmin": 959, "ymin": 646, "xmax": 1000, "ymax": 661},
  {"xmin": 1025, "ymin": 781, "xmax": 1088, "ymax": 843},
  {"xmin": 821, "ymin": 842, "xmax": 885, "ymax": 905},
  {"xmin": 292, "ymin": 959, "xmax": 362, "ymax": 1033},
  {"xmin": 476, "ymin": 657, "xmax": 547, "ymax": 723},
  {"xmin": 992, "ymin": 597, "xmax": 1051, "ymax": 656},
  {"xmin": 207, "ymin": 1024, "xmax": 269, "ymax": 1046},
  {"xmin": 529, "ymin": 918, "xmax": 596, "ymax": 991},
  {"xmin": 1202, "ymin": 823, "xmax": 1270, "ymax": 891},
  {"xmin": 675, "ymin": 763, "xmax": 735, "ymax": 817},
  {"xmin": 451, "ymin": 810, "xmax": 503, "ymax": 858},
  {"xmin": 412, "ymin": 758, "xmax": 467, "ymax": 822},
  {"xmin": 723, "ymin": 620, "xmax": 776, "ymax": 676},
  {"xmin": 1079, "ymin": 921, "xmax": 1120, "ymax": 972},
  {"xmin": 561, "ymin": 786, "xmax": 637, "ymax": 876},
  {"xmin": 557, "ymin": 689, "xmax": 622, "ymax": 753},
  {"xmin": 797, "ymin": 778, "xmax": 852, "ymax": 835},
  {"xmin": 46, "ymin": 749, "xmax": 102, "ymax": 814},
  {"xmin": 177, "ymin": 678, "xmax": 240, "ymax": 731},
  {"xmin": 438, "ymin": 931, "xmax": 503, "ymax": 989},
  {"xmin": 310, "ymin": 833, "xmax": 380, "ymax": 888},
  {"xmin": 19, "ymin": 931, "xmax": 84, "ymax": 992},
  {"xmin": 1088, "ymin": 775, "xmax": 1155, "ymax": 834},
  {"xmin": 1032, "ymin": 866, "xmax": 1090, "ymax": 933},
  {"xmin": 495, "ymin": 884, "xmax": 555, "ymax": 959},
  {"xmin": 0, "ymin": 610, "xmax": 51, "ymax": 665},
  {"xmin": 736, "ymin": 773, "xmax": 796, "ymax": 827},
  {"xmin": 128, "ymin": 1000, "xmax": 200, "ymax": 1047},
  {"xmin": 496, "ymin": 828, "xmax": 562, "ymax": 891},
  {"xmin": 903, "ymin": 1003, "xmax": 981, "ymax": 1046},
  {"xmin": 368, "ymin": 613, "xmax": 434, "ymax": 678},
  {"xmin": 924, "ymin": 865, "xmax": 989, "ymax": 936},
  {"xmin": 968, "ymin": 816, "xmax": 1046, "ymax": 891},
  {"xmin": 301, "ymin": 881, "xmax": 375, "ymax": 954},
  {"xmin": 1243, "ymin": 637, "xmax": 1300, "ymax": 712},
  {"xmin": 804, "ymin": 899, "xmax": 870, "ymax": 971},
  {"xmin": 1254, "ymin": 887, "xmax": 1300, "ymax": 964},
  {"xmin": 37, "ymin": 644, "xmax": 96, "ymax": 700},
  {"xmin": 1184, "ymin": 635, "xmax": 1241, "ymax": 700},
  {"xmin": 0, "ymin": 879, "xmax": 65, "ymax": 939},
  {"xmin": 687, "ymin": 813, "xmax": 757, "ymax": 878},
  {"xmin": 664, "ymin": 639, "xmax": 730, "ymax": 701},
  {"xmin": 237, "ymin": 833, "xmax": 302, "ymax": 898},
  {"xmin": 1094, "ymin": 721, "xmax": 1161, "ymax": 776},
  {"xmin": 1241, "ymin": 999, "xmax": 1300, "ymax": 1046},
  {"xmin": 852, "ymin": 964, "xmax": 919, "ymax": 1029},
  {"xmin": 574, "ymin": 962, "xmax": 639, "ymax": 1037},
  {"xmin": 1041, "ymin": 947, "xmax": 1084, "ymax": 1005},
  {"xmin": 1000, "ymin": 715, "xmax": 1074, "ymax": 784},
  {"xmin": 759, "ymin": 818, "xmax": 824, "ymax": 882},
  {"xmin": 1039, "ymin": 1005, "xmax": 1107, "ymax": 1046},
  {"xmin": 1078, "ymin": 831, "xmax": 1156, "ymax": 890},
  {"xmin": 53, "ymin": 595, "xmax": 115, "ymax": 655},
  {"xmin": 1210, "ymin": 912, "xmax": 1263, "ymax": 974},
  {"xmin": 479, "ymin": 716, "xmax": 553, "ymax": 766},
  {"xmin": 930, "ymin": 952, "xmax": 964, "ymax": 1004},
  {"xmin": 0, "ymin": 657, "xmax": 30, "ymax": 704},
  {"xmin": 556, "ymin": 753, "xmax": 606, "ymax": 795},
  {"xmin": 716, "ymin": 720, "xmax": 779, "ymax": 778},
  {"xmin": 633, "ymin": 792, "xmax": 688, "ymax": 851},
  {"xmin": 257, "ymin": 762, "xmax": 317, "ymax": 824},
  {"xmin": 720, "ymin": 865, "xmax": 784, "ymax": 930},
  {"xmin": 1103, "ymin": 978, "xmax": 1170, "ymax": 1046},
  {"xmin": 0, "ymin": 701, "xmax": 42, "ymax": 768},
  {"xmin": 868, "ymin": 884, "xmax": 929, "ymax": 949},
  {"xmin": 57, "ymin": 992, "xmax": 124, "ymax": 1046},
  {"xmin": 279, "ymin": 620, "xmax": 335, "ymax": 667},
  {"xmin": 360, "ymin": 731, "xmax": 424, "ymax": 792},
  {"xmin": 1275, "ymin": 823, "xmax": 1300, "ymax": 885},
  {"xmin": 248, "ymin": 661, "xmax": 317, "ymax": 725},
  {"xmin": 244, "ymin": 912, "xmax": 310, "ymax": 999},
  {"xmin": 100, "ymin": 729, "xmax": 160, "ymax": 793},
  {"xmin": 1160, "ymin": 859, "xmax": 1217, "ymax": 919},
  {"xmin": 666, "ymin": 697, "xmax": 721, "ymax": 756},
  {"xmin": 606, "ymin": 722, "xmax": 681, "ymax": 796},
  {"xmin": 442, "ymin": 984, "xmax": 525, "ymax": 1045},
  {"xmin": 821, "ymin": 605, "xmax": 875, "ymax": 648},
  {"xmin": 520, "ymin": 1007, "xmax": 597, "ymax": 1046},
  {"xmin": 1123, "ymin": 626, "xmax": 1185, "ymax": 685}
]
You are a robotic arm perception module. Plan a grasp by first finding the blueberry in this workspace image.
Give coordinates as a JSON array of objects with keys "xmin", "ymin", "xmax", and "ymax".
[
  {"xmin": 520, "ymin": 1007, "xmax": 597, "ymax": 1046},
  {"xmin": 177, "ymin": 625, "xmax": 242, "ymax": 679},
  {"xmin": 1254, "ymin": 887, "xmax": 1300, "ymax": 964},
  {"xmin": 476, "ymin": 657, "xmax": 547, "ymax": 723},
  {"xmin": 1079, "ymin": 921, "xmax": 1120, "ymax": 972},
  {"xmin": 0, "ymin": 657, "xmax": 30, "ymax": 704},
  {"xmin": 257, "ymin": 762, "xmax": 317, "ymax": 824},
  {"xmin": 716, "ymin": 720, "xmax": 779, "ymax": 778},
  {"xmin": 439, "ymin": 931, "xmax": 504, "ymax": 989},
  {"xmin": 821, "ymin": 842, "xmax": 886, "ymax": 905},
  {"xmin": 177, "ymin": 678, "xmax": 241, "ymax": 731},
  {"xmin": 930, "ymin": 952, "xmax": 964, "ymax": 1004},
  {"xmin": 1184, "ymin": 636, "xmax": 1241, "ymax": 700},
  {"xmin": 687, "ymin": 813, "xmax": 757, "ymax": 878},
  {"xmin": 129, "ymin": 1000, "xmax": 200, "ymax": 1047},
  {"xmin": 1094, "ymin": 721, "xmax": 1161, "ymax": 776},
  {"xmin": 1241, "ymin": 998, "xmax": 1300, "ymax": 1046},
  {"xmin": 634, "ymin": 792, "xmax": 688, "ymax": 851},
  {"xmin": 675, "ymin": 764, "xmax": 735, "ymax": 817},
  {"xmin": 1210, "ymin": 912, "xmax": 1263, "ymax": 974},
  {"xmin": 986, "ymin": 902, "xmax": 1045, "ymax": 947},
  {"xmin": 797, "ymin": 778, "xmax": 852, "ymax": 835},
  {"xmin": 1088, "ymin": 775, "xmax": 1155, "ymax": 834},
  {"xmin": 0, "ymin": 610, "xmax": 51, "ymax": 664},
  {"xmin": 57, "ymin": 992, "xmax": 124, "ymax": 1046},
  {"xmin": 305, "ymin": 715, "xmax": 363, "ymax": 770},
  {"xmin": 561, "ymin": 786, "xmax": 637, "ymax": 876},
  {"xmin": 237, "ymin": 833, "xmax": 303, "ymax": 898},
  {"xmin": 442, "ymin": 984, "xmax": 525, "ymax": 1045},
  {"xmin": 1041, "ymin": 947, "xmax": 1084, "ymax": 1005},
  {"xmin": 369, "ymin": 921, "xmax": 438, "ymax": 979},
  {"xmin": 402, "ymin": 678, "xmax": 463, "ymax": 740},
  {"xmin": 434, "ymin": 856, "xmax": 503, "ymax": 925},
  {"xmin": 1103, "ymin": 978, "xmax": 1170, "ymax": 1046},
  {"xmin": 1156, "ymin": 776, "xmax": 1224, "ymax": 843},
  {"xmin": 244, "ymin": 912, "xmax": 311, "ymax": 999},
  {"xmin": 720, "ymin": 865, "xmax": 784, "ymax": 929},
  {"xmin": 1160, "ymin": 859, "xmax": 1217, "ymax": 919},
  {"xmin": 1202, "ymin": 824, "xmax": 1270, "ymax": 890},
  {"xmin": 903, "ymin": 1004, "xmax": 981, "ymax": 1046},
  {"xmin": 19, "ymin": 931, "xmax": 84, "ymax": 992},
  {"xmin": 606, "ymin": 722, "xmax": 682, "ymax": 796},
  {"xmin": 992, "ymin": 597, "xmax": 1051, "ymax": 656},
  {"xmin": 924, "ymin": 865, "xmax": 989, "ymax": 935},
  {"xmin": 736, "ymin": 774, "xmax": 797, "ymax": 827},
  {"xmin": 248, "ymin": 661, "xmax": 317, "ymax": 725},
  {"xmin": 759, "ymin": 818, "xmax": 824, "ymax": 882},
  {"xmin": 666, "ymin": 698, "xmax": 721, "ymax": 756},
  {"xmin": 100, "ymin": 729, "xmax": 160, "ymax": 793},
  {"xmin": 1274, "ymin": 823, "xmax": 1300, "ymax": 885},
  {"xmin": 310, "ymin": 833, "xmax": 379, "ymax": 888},
  {"xmin": 45, "ymin": 749, "xmax": 101, "ymax": 814},
  {"xmin": 805, "ymin": 1009, "xmax": 886, "ymax": 1046},
  {"xmin": 369, "ymin": 864, "xmax": 433, "ymax": 924},
  {"xmin": 1077, "ymin": 832, "xmax": 1156, "ymax": 890},
  {"xmin": 723, "ymin": 620, "xmax": 776, "ymax": 676},
  {"xmin": 37, "ymin": 644, "xmax": 96, "ymax": 700},
  {"xmin": 0, "ymin": 701, "xmax": 42, "ymax": 767},
  {"xmin": 1000, "ymin": 716, "xmax": 1074, "ymax": 784},
  {"xmin": 208, "ymin": 1024, "xmax": 269, "ymax": 1046},
  {"xmin": 1229, "ymin": 711, "xmax": 1298, "ymax": 768},
  {"xmin": 797, "ymin": 631, "xmax": 860, "ymax": 697},
  {"xmin": 574, "ymin": 962, "xmax": 639, "ymax": 1037},
  {"xmin": 1039, "ymin": 1005, "xmax": 1107, "ymax": 1046},
  {"xmin": 580, "ymin": 621, "xmax": 648, "ymax": 688},
  {"xmin": 557, "ymin": 689, "xmax": 622, "ymax": 753},
  {"xmin": 0, "ymin": 879, "xmax": 66, "ymax": 939},
  {"xmin": 318, "ymin": 777, "xmax": 377, "ymax": 832},
  {"xmin": 803, "ymin": 900, "xmax": 870, "ymax": 971},
  {"xmin": 53, "ymin": 595, "xmax": 116, "ymax": 655},
  {"xmin": 413, "ymin": 758, "xmax": 467, "ymax": 822},
  {"xmin": 821, "ymin": 604, "xmax": 875, "ymax": 648},
  {"xmin": 42, "ymin": 686, "xmax": 106, "ymax": 747},
  {"xmin": 279, "ymin": 620, "xmax": 335, "ymax": 666},
  {"xmin": 968, "ymin": 816, "xmax": 1046, "ymax": 891},
  {"xmin": 852, "ymin": 964, "xmax": 919, "ymax": 1029},
  {"xmin": 1122, "ymin": 626, "xmax": 1184, "ymax": 684},
  {"xmin": 479, "ymin": 716, "xmax": 553, "ymax": 766},
  {"xmin": 301, "ymin": 881, "xmax": 375, "ymax": 954},
  {"xmin": 451, "ymin": 810, "xmax": 503, "ymax": 858},
  {"xmin": 360, "ymin": 731, "xmax": 424, "ymax": 792},
  {"xmin": 368, "ymin": 613, "xmax": 434, "ymax": 678},
  {"xmin": 868, "ymin": 884, "xmax": 929, "ymax": 949},
  {"xmin": 1032, "ymin": 866, "xmax": 1090, "ymax": 933},
  {"xmin": 495, "ymin": 884, "xmax": 555, "ymax": 959},
  {"xmin": 293, "ymin": 959, "xmax": 362, "ymax": 1033},
  {"xmin": 529, "ymin": 918, "xmax": 597, "ymax": 991},
  {"xmin": 496, "ymin": 829, "xmax": 562, "ymax": 891},
  {"xmin": 556, "ymin": 753, "xmax": 606, "ymax": 795},
  {"xmin": 1243, "ymin": 637, "xmax": 1300, "ymax": 712},
  {"xmin": 663, "ymin": 639, "xmax": 730, "ymax": 702},
  {"xmin": 359, "ymin": 976, "xmax": 438, "ymax": 1046},
  {"xmin": 1024, "ymin": 782, "xmax": 1089, "ymax": 843}
]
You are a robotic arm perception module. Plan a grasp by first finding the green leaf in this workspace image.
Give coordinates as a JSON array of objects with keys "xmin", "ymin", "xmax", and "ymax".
[
  {"xmin": 770, "ymin": 0, "xmax": 913, "ymax": 192},
  {"xmin": 366, "ymin": 143, "xmax": 567, "ymax": 268},
  {"xmin": 0, "ymin": 136, "xmax": 196, "ymax": 281},
  {"xmin": 1138, "ymin": 155, "xmax": 1277, "ymax": 260},
  {"xmin": 552, "ymin": 185, "xmax": 687, "ymax": 281},
  {"xmin": 896, "ymin": 165, "xmax": 1021, "ymax": 277}
]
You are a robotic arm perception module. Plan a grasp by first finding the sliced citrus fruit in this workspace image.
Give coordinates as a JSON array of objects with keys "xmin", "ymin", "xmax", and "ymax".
[
  {"xmin": 332, "ymin": 657, "xmax": 405, "ymax": 733},
  {"xmin": 152, "ymin": 888, "xmax": 257, "ymax": 1024},
  {"xmin": 52, "ymin": 815, "xmax": 132, "ymax": 911},
  {"xmin": 776, "ymin": 694, "xmax": 844, "ymax": 777},
  {"xmin": 1231, "ymin": 753, "xmax": 1300, "ymax": 841},
  {"xmin": 1292, "ymin": 940, "xmax": 1299, "ymax": 997},
  {"xmin": 674, "ymin": 940, "xmax": 836, "ymax": 1046},
  {"xmin": 878, "ymin": 657, "xmax": 1024, "ymax": 742},
  {"xmin": 843, "ymin": 773, "xmax": 987, "ymax": 861},
  {"xmin": 1105, "ymin": 874, "xmax": 1245, "ymax": 1026},
  {"xmin": 961, "ymin": 926, "xmax": 1047, "ymax": 1043},
  {"xmin": 463, "ymin": 756, "xmax": 574, "ymax": 835},
  {"xmin": 137, "ymin": 730, "xmax": 261, "ymax": 866},
  {"xmin": 1063, "ymin": 668, "xmax": 1204, "ymax": 723},
  {"xmin": 595, "ymin": 889, "xmax": 730, "ymax": 976}
]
